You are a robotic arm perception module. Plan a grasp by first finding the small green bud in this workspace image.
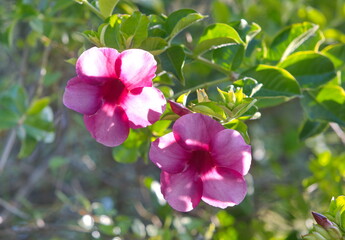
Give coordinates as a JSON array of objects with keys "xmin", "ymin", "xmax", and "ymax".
[
  {"xmin": 196, "ymin": 89, "xmax": 210, "ymax": 103},
  {"xmin": 310, "ymin": 232, "xmax": 329, "ymax": 240},
  {"xmin": 313, "ymin": 225, "xmax": 331, "ymax": 239},
  {"xmin": 327, "ymin": 226, "xmax": 343, "ymax": 239},
  {"xmin": 302, "ymin": 234, "xmax": 318, "ymax": 240}
]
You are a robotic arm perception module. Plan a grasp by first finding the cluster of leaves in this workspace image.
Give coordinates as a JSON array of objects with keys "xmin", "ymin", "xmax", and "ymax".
[
  {"xmin": 78, "ymin": 0, "xmax": 345, "ymax": 166},
  {"xmin": 302, "ymin": 196, "xmax": 345, "ymax": 240}
]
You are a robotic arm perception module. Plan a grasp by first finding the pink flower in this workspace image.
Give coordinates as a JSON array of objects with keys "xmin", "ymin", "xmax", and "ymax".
[
  {"xmin": 63, "ymin": 47, "xmax": 166, "ymax": 147},
  {"xmin": 149, "ymin": 113, "xmax": 251, "ymax": 212}
]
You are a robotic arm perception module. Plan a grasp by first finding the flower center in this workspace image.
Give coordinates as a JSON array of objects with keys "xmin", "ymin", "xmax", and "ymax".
[
  {"xmin": 101, "ymin": 79, "xmax": 128, "ymax": 105},
  {"xmin": 190, "ymin": 150, "xmax": 214, "ymax": 175}
]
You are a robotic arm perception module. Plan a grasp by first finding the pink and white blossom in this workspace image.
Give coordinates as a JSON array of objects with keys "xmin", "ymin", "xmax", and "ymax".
[
  {"xmin": 63, "ymin": 47, "xmax": 166, "ymax": 147},
  {"xmin": 149, "ymin": 113, "xmax": 251, "ymax": 212}
]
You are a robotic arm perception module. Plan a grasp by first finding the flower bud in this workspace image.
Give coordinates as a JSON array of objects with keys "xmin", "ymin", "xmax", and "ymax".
[
  {"xmin": 168, "ymin": 100, "xmax": 191, "ymax": 116},
  {"xmin": 312, "ymin": 212, "xmax": 334, "ymax": 229}
]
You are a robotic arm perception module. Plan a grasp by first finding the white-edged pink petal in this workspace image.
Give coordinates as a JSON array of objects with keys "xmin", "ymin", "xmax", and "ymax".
[
  {"xmin": 122, "ymin": 87, "xmax": 166, "ymax": 129},
  {"xmin": 84, "ymin": 104, "xmax": 129, "ymax": 147},
  {"xmin": 201, "ymin": 167, "xmax": 247, "ymax": 208},
  {"xmin": 160, "ymin": 168, "xmax": 202, "ymax": 212},
  {"xmin": 115, "ymin": 49, "xmax": 156, "ymax": 90},
  {"xmin": 149, "ymin": 132, "xmax": 191, "ymax": 174},
  {"xmin": 76, "ymin": 47, "xmax": 119, "ymax": 83},
  {"xmin": 173, "ymin": 113, "xmax": 224, "ymax": 151},
  {"xmin": 210, "ymin": 129, "xmax": 252, "ymax": 175},
  {"xmin": 63, "ymin": 77, "xmax": 102, "ymax": 115}
]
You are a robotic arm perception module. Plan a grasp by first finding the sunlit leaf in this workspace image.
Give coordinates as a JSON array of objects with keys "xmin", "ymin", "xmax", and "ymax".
[
  {"xmin": 278, "ymin": 51, "xmax": 336, "ymax": 89},
  {"xmin": 140, "ymin": 37, "xmax": 167, "ymax": 55},
  {"xmin": 242, "ymin": 64, "xmax": 301, "ymax": 97},
  {"xmin": 191, "ymin": 102, "xmax": 227, "ymax": 120},
  {"xmin": 121, "ymin": 11, "xmax": 149, "ymax": 48},
  {"xmin": 301, "ymin": 86, "xmax": 345, "ymax": 127},
  {"xmin": 27, "ymin": 97, "xmax": 50, "ymax": 115},
  {"xmin": 267, "ymin": 22, "xmax": 323, "ymax": 61},
  {"xmin": 166, "ymin": 9, "xmax": 204, "ymax": 41},
  {"xmin": 213, "ymin": 44, "xmax": 245, "ymax": 70},
  {"xmin": 194, "ymin": 23, "xmax": 244, "ymax": 55},
  {"xmin": 99, "ymin": 0, "xmax": 119, "ymax": 18},
  {"xmin": 322, "ymin": 44, "xmax": 345, "ymax": 70}
]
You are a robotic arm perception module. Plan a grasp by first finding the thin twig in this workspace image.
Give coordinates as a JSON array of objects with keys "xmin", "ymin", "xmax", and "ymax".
[
  {"xmin": 79, "ymin": 0, "xmax": 105, "ymax": 20},
  {"xmin": 32, "ymin": 44, "xmax": 52, "ymax": 99},
  {"xmin": 330, "ymin": 122, "xmax": 345, "ymax": 146},
  {"xmin": 171, "ymin": 76, "xmax": 232, "ymax": 99},
  {"xmin": 185, "ymin": 52, "xmax": 231, "ymax": 75},
  {"xmin": 0, "ymin": 129, "xmax": 16, "ymax": 173},
  {"xmin": 0, "ymin": 198, "xmax": 29, "ymax": 219}
]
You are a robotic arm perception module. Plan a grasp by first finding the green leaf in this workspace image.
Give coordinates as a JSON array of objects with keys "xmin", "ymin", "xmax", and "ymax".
[
  {"xmin": 213, "ymin": 44, "xmax": 244, "ymax": 70},
  {"xmin": 267, "ymin": 22, "xmax": 324, "ymax": 61},
  {"xmin": 232, "ymin": 78, "xmax": 263, "ymax": 97},
  {"xmin": 112, "ymin": 129, "xmax": 149, "ymax": 163},
  {"xmin": 229, "ymin": 19, "xmax": 261, "ymax": 43},
  {"xmin": 211, "ymin": 0, "xmax": 231, "ymax": 23},
  {"xmin": 166, "ymin": 9, "xmax": 204, "ymax": 41},
  {"xmin": 149, "ymin": 120, "xmax": 171, "ymax": 137},
  {"xmin": 139, "ymin": 37, "xmax": 167, "ymax": 55},
  {"xmin": 278, "ymin": 51, "xmax": 336, "ymax": 89},
  {"xmin": 98, "ymin": 0, "xmax": 119, "ymax": 18},
  {"xmin": 322, "ymin": 44, "xmax": 345, "ymax": 70},
  {"xmin": 99, "ymin": 17, "xmax": 124, "ymax": 49},
  {"xmin": 241, "ymin": 64, "xmax": 301, "ymax": 98},
  {"xmin": 301, "ymin": 86, "xmax": 345, "ymax": 127},
  {"xmin": 120, "ymin": 11, "xmax": 149, "ymax": 48},
  {"xmin": 23, "ymin": 106, "xmax": 55, "ymax": 142},
  {"xmin": 27, "ymin": 97, "xmax": 50, "ymax": 115},
  {"xmin": 191, "ymin": 102, "xmax": 227, "ymax": 120},
  {"xmin": 1, "ymin": 20, "xmax": 17, "ymax": 47},
  {"xmin": 299, "ymin": 119, "xmax": 328, "ymax": 140},
  {"xmin": 112, "ymin": 146, "xmax": 139, "ymax": 163},
  {"xmin": 0, "ymin": 107, "xmax": 20, "ymax": 130},
  {"xmin": 194, "ymin": 23, "xmax": 244, "ymax": 55},
  {"xmin": 18, "ymin": 135, "xmax": 38, "ymax": 159},
  {"xmin": 148, "ymin": 14, "xmax": 167, "ymax": 38},
  {"xmin": 160, "ymin": 45, "xmax": 185, "ymax": 85}
]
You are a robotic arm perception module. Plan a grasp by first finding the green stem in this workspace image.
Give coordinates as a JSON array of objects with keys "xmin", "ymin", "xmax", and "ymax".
[
  {"xmin": 80, "ymin": 0, "xmax": 105, "ymax": 20},
  {"xmin": 171, "ymin": 76, "xmax": 232, "ymax": 99},
  {"xmin": 185, "ymin": 52, "xmax": 230, "ymax": 75}
]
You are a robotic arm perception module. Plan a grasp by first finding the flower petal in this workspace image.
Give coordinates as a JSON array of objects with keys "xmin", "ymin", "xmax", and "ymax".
[
  {"xmin": 149, "ymin": 132, "xmax": 191, "ymax": 174},
  {"xmin": 84, "ymin": 104, "xmax": 129, "ymax": 147},
  {"xmin": 161, "ymin": 168, "xmax": 202, "ymax": 212},
  {"xmin": 63, "ymin": 77, "xmax": 102, "ymax": 115},
  {"xmin": 122, "ymin": 87, "xmax": 166, "ymax": 129},
  {"xmin": 201, "ymin": 167, "xmax": 247, "ymax": 208},
  {"xmin": 77, "ymin": 47, "xmax": 119, "ymax": 83},
  {"xmin": 62, "ymin": 77, "xmax": 102, "ymax": 115},
  {"xmin": 173, "ymin": 113, "xmax": 224, "ymax": 151},
  {"xmin": 116, "ymin": 49, "xmax": 156, "ymax": 90},
  {"xmin": 211, "ymin": 129, "xmax": 252, "ymax": 175}
]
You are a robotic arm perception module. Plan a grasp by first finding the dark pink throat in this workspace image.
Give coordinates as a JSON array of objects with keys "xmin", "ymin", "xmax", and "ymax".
[
  {"xmin": 190, "ymin": 150, "xmax": 214, "ymax": 174},
  {"xmin": 101, "ymin": 79, "xmax": 128, "ymax": 104}
]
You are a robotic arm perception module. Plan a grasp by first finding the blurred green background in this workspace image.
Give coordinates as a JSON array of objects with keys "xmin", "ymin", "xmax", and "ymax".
[{"xmin": 0, "ymin": 0, "xmax": 345, "ymax": 239}]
